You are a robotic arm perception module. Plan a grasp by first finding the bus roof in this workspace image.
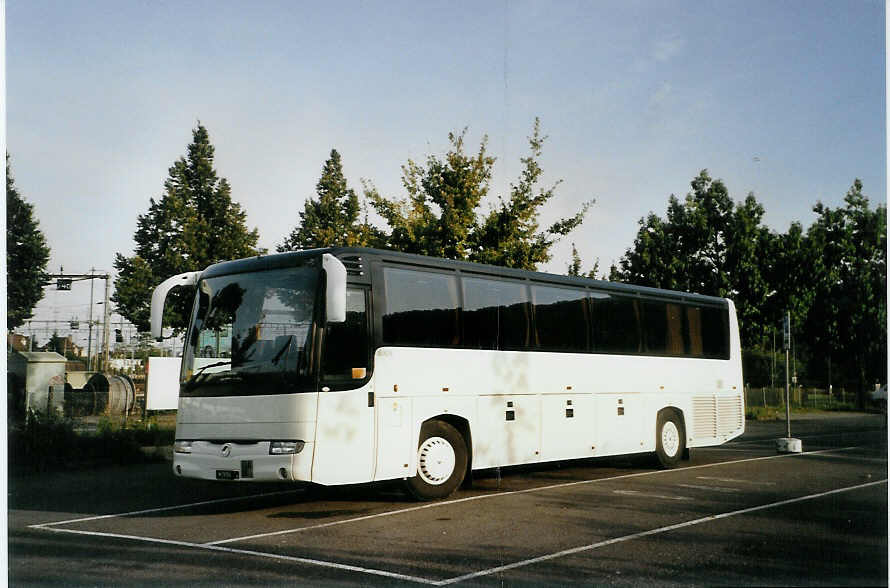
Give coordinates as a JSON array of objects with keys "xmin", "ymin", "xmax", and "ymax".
[{"xmin": 201, "ymin": 246, "xmax": 729, "ymax": 306}]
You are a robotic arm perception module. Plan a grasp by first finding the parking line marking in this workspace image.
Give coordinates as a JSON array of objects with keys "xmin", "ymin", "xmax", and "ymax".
[
  {"xmin": 26, "ymin": 445, "xmax": 872, "ymax": 586},
  {"xmin": 612, "ymin": 490, "xmax": 690, "ymax": 500},
  {"xmin": 34, "ymin": 526, "xmax": 438, "ymax": 585},
  {"xmin": 676, "ymin": 484, "xmax": 739, "ymax": 493},
  {"xmin": 696, "ymin": 476, "xmax": 775, "ymax": 485},
  {"xmin": 28, "ymin": 489, "xmax": 304, "ymax": 529},
  {"xmin": 436, "ymin": 479, "xmax": 888, "ymax": 586},
  {"xmin": 206, "ymin": 446, "xmax": 860, "ymax": 546}
]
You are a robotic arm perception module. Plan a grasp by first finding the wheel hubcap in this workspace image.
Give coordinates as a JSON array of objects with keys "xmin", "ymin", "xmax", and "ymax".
[
  {"xmin": 661, "ymin": 421, "xmax": 680, "ymax": 457},
  {"xmin": 417, "ymin": 436, "xmax": 456, "ymax": 485}
]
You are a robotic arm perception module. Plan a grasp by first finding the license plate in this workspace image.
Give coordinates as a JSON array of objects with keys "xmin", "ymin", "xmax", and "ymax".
[{"xmin": 216, "ymin": 470, "xmax": 239, "ymax": 480}]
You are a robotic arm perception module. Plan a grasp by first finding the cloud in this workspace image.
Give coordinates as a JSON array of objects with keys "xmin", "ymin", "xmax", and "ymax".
[
  {"xmin": 652, "ymin": 35, "xmax": 686, "ymax": 62},
  {"xmin": 649, "ymin": 81, "xmax": 672, "ymax": 107}
]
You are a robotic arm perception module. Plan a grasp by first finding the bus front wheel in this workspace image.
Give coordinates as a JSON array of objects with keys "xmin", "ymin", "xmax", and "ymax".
[
  {"xmin": 655, "ymin": 411, "xmax": 685, "ymax": 469},
  {"xmin": 406, "ymin": 420, "xmax": 468, "ymax": 500}
]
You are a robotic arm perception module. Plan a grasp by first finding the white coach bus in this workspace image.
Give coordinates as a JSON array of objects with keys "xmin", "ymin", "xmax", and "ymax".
[{"xmin": 150, "ymin": 247, "xmax": 744, "ymax": 500}]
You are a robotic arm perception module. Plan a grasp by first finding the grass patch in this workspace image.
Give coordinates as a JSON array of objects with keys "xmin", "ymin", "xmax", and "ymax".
[{"xmin": 9, "ymin": 410, "xmax": 176, "ymax": 474}]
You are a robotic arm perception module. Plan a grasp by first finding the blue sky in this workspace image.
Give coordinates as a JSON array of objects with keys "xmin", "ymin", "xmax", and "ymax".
[{"xmin": 7, "ymin": 0, "xmax": 885, "ymax": 345}]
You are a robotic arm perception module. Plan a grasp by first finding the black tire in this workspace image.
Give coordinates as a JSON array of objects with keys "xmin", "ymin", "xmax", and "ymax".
[
  {"xmin": 405, "ymin": 420, "xmax": 468, "ymax": 501},
  {"xmin": 655, "ymin": 411, "xmax": 685, "ymax": 469}
]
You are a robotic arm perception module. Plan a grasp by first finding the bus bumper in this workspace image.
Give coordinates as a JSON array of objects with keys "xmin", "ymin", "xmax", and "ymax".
[{"xmin": 172, "ymin": 441, "xmax": 313, "ymax": 482}]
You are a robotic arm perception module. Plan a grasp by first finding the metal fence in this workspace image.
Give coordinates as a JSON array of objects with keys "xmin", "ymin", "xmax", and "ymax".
[{"xmin": 744, "ymin": 385, "xmax": 859, "ymax": 409}]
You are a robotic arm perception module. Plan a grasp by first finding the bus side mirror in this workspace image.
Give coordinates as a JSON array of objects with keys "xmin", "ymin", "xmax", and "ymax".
[
  {"xmin": 150, "ymin": 271, "xmax": 200, "ymax": 341},
  {"xmin": 322, "ymin": 253, "xmax": 347, "ymax": 323}
]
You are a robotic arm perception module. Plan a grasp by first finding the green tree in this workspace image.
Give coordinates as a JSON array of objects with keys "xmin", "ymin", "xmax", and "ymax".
[
  {"xmin": 367, "ymin": 118, "xmax": 590, "ymax": 269},
  {"xmin": 278, "ymin": 149, "xmax": 379, "ymax": 251},
  {"xmin": 614, "ymin": 170, "xmax": 773, "ymax": 347},
  {"xmin": 113, "ymin": 124, "xmax": 261, "ymax": 333},
  {"xmin": 567, "ymin": 243, "xmax": 599, "ymax": 279},
  {"xmin": 470, "ymin": 119, "xmax": 591, "ymax": 270},
  {"xmin": 7, "ymin": 154, "xmax": 51, "ymax": 331},
  {"xmin": 366, "ymin": 128, "xmax": 495, "ymax": 260},
  {"xmin": 802, "ymin": 180, "xmax": 886, "ymax": 404}
]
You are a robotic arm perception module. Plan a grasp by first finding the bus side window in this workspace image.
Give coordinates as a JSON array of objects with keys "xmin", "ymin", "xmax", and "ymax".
[
  {"xmin": 590, "ymin": 293, "xmax": 642, "ymax": 354},
  {"xmin": 322, "ymin": 288, "xmax": 370, "ymax": 384}
]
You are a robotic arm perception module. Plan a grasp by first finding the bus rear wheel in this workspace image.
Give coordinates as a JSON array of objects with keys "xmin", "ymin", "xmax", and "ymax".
[
  {"xmin": 406, "ymin": 420, "xmax": 468, "ymax": 501},
  {"xmin": 655, "ymin": 411, "xmax": 685, "ymax": 469}
]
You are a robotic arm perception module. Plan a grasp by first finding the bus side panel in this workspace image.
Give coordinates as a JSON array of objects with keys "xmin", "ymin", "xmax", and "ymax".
[
  {"xmin": 594, "ymin": 392, "xmax": 647, "ymax": 456},
  {"xmin": 374, "ymin": 394, "xmax": 414, "ymax": 481},
  {"xmin": 475, "ymin": 393, "xmax": 541, "ymax": 468},
  {"xmin": 540, "ymin": 393, "xmax": 595, "ymax": 461},
  {"xmin": 311, "ymin": 384, "xmax": 375, "ymax": 485}
]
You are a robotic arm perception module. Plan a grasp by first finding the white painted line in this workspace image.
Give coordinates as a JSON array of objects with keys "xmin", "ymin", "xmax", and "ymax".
[
  {"xmin": 28, "ymin": 489, "xmax": 304, "ymax": 529},
  {"xmin": 27, "ymin": 445, "xmax": 874, "ymax": 586},
  {"xmin": 696, "ymin": 476, "xmax": 775, "ymax": 485},
  {"xmin": 797, "ymin": 453, "xmax": 888, "ymax": 464},
  {"xmin": 612, "ymin": 490, "xmax": 690, "ymax": 501},
  {"xmin": 206, "ymin": 446, "xmax": 860, "ymax": 546},
  {"xmin": 436, "ymin": 479, "xmax": 888, "ymax": 586},
  {"xmin": 36, "ymin": 525, "xmax": 437, "ymax": 585},
  {"xmin": 676, "ymin": 484, "xmax": 739, "ymax": 493}
]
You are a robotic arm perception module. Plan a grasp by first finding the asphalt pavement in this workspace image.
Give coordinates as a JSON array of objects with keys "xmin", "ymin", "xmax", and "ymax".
[{"xmin": 9, "ymin": 413, "xmax": 887, "ymax": 586}]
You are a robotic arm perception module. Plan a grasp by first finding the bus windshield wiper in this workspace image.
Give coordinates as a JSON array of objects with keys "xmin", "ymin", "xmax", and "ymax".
[{"xmin": 185, "ymin": 360, "xmax": 232, "ymax": 388}]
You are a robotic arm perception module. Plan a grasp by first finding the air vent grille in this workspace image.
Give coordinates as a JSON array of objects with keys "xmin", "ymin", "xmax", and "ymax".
[
  {"xmin": 340, "ymin": 255, "xmax": 364, "ymax": 276},
  {"xmin": 692, "ymin": 394, "xmax": 743, "ymax": 440}
]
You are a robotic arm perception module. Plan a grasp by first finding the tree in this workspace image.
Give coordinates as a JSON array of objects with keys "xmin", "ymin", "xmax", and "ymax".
[
  {"xmin": 567, "ymin": 243, "xmax": 599, "ymax": 279},
  {"xmin": 366, "ymin": 127, "xmax": 495, "ymax": 260},
  {"xmin": 367, "ymin": 118, "xmax": 590, "ymax": 269},
  {"xmin": 614, "ymin": 170, "xmax": 773, "ymax": 347},
  {"xmin": 802, "ymin": 180, "xmax": 886, "ymax": 404},
  {"xmin": 7, "ymin": 154, "xmax": 51, "ymax": 331},
  {"xmin": 114, "ymin": 124, "xmax": 261, "ymax": 333},
  {"xmin": 278, "ymin": 149, "xmax": 379, "ymax": 251},
  {"xmin": 469, "ymin": 119, "xmax": 591, "ymax": 270}
]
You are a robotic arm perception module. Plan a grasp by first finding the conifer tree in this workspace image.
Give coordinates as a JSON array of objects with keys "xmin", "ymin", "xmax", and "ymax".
[
  {"xmin": 113, "ymin": 124, "xmax": 260, "ymax": 333},
  {"xmin": 6, "ymin": 154, "xmax": 51, "ymax": 330},
  {"xmin": 278, "ymin": 149, "xmax": 377, "ymax": 251}
]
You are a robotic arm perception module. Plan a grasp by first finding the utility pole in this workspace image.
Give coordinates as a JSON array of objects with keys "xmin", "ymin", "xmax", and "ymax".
[
  {"xmin": 88, "ymin": 268, "xmax": 95, "ymax": 370},
  {"xmin": 46, "ymin": 269, "xmax": 110, "ymax": 371},
  {"xmin": 103, "ymin": 274, "xmax": 111, "ymax": 372}
]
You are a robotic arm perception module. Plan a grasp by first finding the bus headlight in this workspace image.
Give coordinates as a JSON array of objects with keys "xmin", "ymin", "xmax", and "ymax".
[
  {"xmin": 173, "ymin": 440, "xmax": 194, "ymax": 454},
  {"xmin": 269, "ymin": 441, "xmax": 305, "ymax": 455}
]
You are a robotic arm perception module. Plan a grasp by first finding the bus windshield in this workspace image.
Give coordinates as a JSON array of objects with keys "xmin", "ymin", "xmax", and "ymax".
[{"xmin": 180, "ymin": 266, "xmax": 319, "ymax": 397}]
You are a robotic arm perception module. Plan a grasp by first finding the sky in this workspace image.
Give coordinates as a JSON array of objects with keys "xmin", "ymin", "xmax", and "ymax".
[{"xmin": 6, "ymin": 0, "xmax": 886, "ymax": 349}]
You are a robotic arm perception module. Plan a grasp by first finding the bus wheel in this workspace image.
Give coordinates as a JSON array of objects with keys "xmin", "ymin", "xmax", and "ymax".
[
  {"xmin": 406, "ymin": 420, "xmax": 467, "ymax": 501},
  {"xmin": 655, "ymin": 411, "xmax": 685, "ymax": 469}
]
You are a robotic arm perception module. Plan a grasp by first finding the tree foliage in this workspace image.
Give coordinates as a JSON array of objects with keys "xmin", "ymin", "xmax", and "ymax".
[
  {"xmin": 613, "ymin": 170, "xmax": 772, "ymax": 347},
  {"xmin": 113, "ymin": 124, "xmax": 260, "ymax": 333},
  {"xmin": 613, "ymin": 172, "xmax": 886, "ymax": 399},
  {"xmin": 7, "ymin": 154, "xmax": 51, "ymax": 330},
  {"xmin": 278, "ymin": 149, "xmax": 379, "ymax": 251},
  {"xmin": 366, "ymin": 119, "xmax": 590, "ymax": 269},
  {"xmin": 800, "ymin": 180, "xmax": 886, "ymax": 401}
]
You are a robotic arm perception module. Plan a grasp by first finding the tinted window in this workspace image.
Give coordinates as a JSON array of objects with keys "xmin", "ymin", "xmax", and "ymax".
[
  {"xmin": 685, "ymin": 306, "xmax": 704, "ymax": 356},
  {"xmin": 322, "ymin": 288, "xmax": 369, "ymax": 384},
  {"xmin": 462, "ymin": 276, "xmax": 531, "ymax": 350},
  {"xmin": 700, "ymin": 305, "xmax": 730, "ymax": 359},
  {"xmin": 382, "ymin": 267, "xmax": 460, "ymax": 347},
  {"xmin": 532, "ymin": 285, "xmax": 589, "ymax": 352},
  {"xmin": 642, "ymin": 300, "xmax": 685, "ymax": 356},
  {"xmin": 590, "ymin": 293, "xmax": 642, "ymax": 354}
]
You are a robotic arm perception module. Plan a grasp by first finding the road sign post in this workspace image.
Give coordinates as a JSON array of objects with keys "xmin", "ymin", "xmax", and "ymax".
[{"xmin": 777, "ymin": 311, "xmax": 802, "ymax": 453}]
